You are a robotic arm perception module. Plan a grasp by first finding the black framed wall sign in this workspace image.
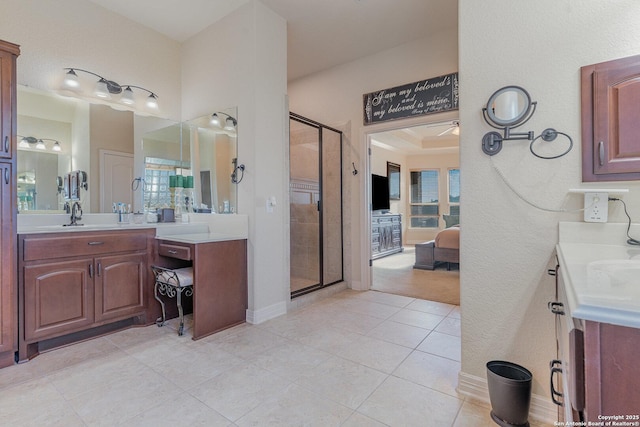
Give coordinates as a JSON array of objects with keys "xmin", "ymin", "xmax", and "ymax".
[
  {"xmin": 363, "ymin": 72, "xmax": 459, "ymax": 125},
  {"xmin": 387, "ymin": 162, "xmax": 401, "ymax": 200}
]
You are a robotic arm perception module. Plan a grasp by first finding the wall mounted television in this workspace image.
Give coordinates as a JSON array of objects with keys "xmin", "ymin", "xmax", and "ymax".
[{"xmin": 371, "ymin": 174, "xmax": 390, "ymax": 212}]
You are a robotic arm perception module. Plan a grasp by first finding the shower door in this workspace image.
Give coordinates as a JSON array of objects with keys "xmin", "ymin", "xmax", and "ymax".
[{"xmin": 289, "ymin": 113, "xmax": 343, "ymax": 297}]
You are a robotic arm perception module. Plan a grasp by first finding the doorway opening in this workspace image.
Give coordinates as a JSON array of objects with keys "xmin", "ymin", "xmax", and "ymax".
[
  {"xmin": 289, "ymin": 113, "xmax": 344, "ymax": 298},
  {"xmin": 366, "ymin": 119, "xmax": 460, "ymax": 305}
]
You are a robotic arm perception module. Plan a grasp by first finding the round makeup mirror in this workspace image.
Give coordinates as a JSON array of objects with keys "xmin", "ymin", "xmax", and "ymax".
[{"xmin": 485, "ymin": 86, "xmax": 533, "ymax": 127}]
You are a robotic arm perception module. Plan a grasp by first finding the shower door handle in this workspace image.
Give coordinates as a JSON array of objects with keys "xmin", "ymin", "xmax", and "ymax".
[{"xmin": 317, "ymin": 200, "xmax": 321, "ymax": 211}]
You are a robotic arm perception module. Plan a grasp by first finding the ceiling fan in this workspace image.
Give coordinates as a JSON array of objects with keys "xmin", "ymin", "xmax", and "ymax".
[{"xmin": 437, "ymin": 120, "xmax": 460, "ymax": 136}]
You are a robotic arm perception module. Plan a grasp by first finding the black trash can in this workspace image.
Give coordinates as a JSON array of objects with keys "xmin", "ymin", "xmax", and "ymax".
[{"xmin": 486, "ymin": 360, "xmax": 532, "ymax": 427}]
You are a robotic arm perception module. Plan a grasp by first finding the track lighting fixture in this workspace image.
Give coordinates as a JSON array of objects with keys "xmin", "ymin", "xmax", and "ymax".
[
  {"xmin": 62, "ymin": 68, "xmax": 159, "ymax": 110},
  {"xmin": 17, "ymin": 135, "xmax": 63, "ymax": 152}
]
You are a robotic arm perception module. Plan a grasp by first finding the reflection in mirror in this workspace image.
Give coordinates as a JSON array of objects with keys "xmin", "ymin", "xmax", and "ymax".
[
  {"xmin": 141, "ymin": 107, "xmax": 237, "ymax": 216},
  {"xmin": 142, "ymin": 121, "xmax": 189, "ymax": 213},
  {"xmin": 17, "ymin": 87, "xmax": 79, "ymax": 212},
  {"xmin": 186, "ymin": 108, "xmax": 237, "ymax": 214},
  {"xmin": 486, "ymin": 86, "xmax": 532, "ymax": 127}
]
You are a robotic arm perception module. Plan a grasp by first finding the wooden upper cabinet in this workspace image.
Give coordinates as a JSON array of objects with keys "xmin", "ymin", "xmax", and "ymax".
[{"xmin": 581, "ymin": 54, "xmax": 640, "ymax": 181}]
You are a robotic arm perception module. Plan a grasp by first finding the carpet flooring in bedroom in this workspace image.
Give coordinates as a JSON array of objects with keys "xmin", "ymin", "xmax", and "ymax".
[{"xmin": 371, "ymin": 246, "xmax": 460, "ymax": 306}]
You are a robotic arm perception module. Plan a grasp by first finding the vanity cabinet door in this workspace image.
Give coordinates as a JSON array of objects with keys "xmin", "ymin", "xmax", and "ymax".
[
  {"xmin": 581, "ymin": 54, "xmax": 640, "ymax": 181},
  {"xmin": 0, "ymin": 162, "xmax": 15, "ymax": 358},
  {"xmin": 94, "ymin": 253, "xmax": 146, "ymax": 323},
  {"xmin": 23, "ymin": 259, "xmax": 94, "ymax": 341},
  {"xmin": 0, "ymin": 43, "xmax": 19, "ymax": 160}
]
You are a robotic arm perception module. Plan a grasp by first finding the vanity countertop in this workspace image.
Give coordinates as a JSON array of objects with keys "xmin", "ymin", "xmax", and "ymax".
[
  {"xmin": 17, "ymin": 213, "xmax": 249, "ymax": 240},
  {"xmin": 557, "ymin": 221, "xmax": 640, "ymax": 329},
  {"xmin": 156, "ymin": 232, "xmax": 246, "ymax": 244}
]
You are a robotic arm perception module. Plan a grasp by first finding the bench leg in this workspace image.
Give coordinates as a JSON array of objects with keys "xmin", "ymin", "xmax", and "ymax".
[
  {"xmin": 154, "ymin": 281, "xmax": 167, "ymax": 327},
  {"xmin": 176, "ymin": 288, "xmax": 185, "ymax": 336}
]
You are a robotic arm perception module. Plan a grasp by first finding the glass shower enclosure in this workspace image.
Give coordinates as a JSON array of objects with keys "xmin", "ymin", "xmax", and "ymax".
[{"xmin": 289, "ymin": 113, "xmax": 343, "ymax": 297}]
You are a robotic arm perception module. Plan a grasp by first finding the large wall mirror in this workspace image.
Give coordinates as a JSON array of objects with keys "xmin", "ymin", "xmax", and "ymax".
[{"xmin": 17, "ymin": 85, "xmax": 238, "ymax": 215}]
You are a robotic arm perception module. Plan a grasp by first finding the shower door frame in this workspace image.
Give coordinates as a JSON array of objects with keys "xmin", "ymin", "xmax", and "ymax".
[{"xmin": 289, "ymin": 112, "xmax": 344, "ymax": 298}]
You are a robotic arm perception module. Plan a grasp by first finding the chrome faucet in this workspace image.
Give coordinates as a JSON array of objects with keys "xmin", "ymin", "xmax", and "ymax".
[{"xmin": 68, "ymin": 201, "xmax": 83, "ymax": 226}]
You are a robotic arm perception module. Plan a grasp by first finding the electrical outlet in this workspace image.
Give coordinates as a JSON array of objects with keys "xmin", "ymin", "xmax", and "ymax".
[{"xmin": 584, "ymin": 192, "xmax": 608, "ymax": 222}]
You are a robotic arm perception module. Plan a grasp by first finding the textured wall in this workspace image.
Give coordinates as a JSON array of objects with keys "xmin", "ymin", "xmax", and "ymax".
[
  {"xmin": 1, "ymin": 0, "xmax": 182, "ymax": 120},
  {"xmin": 459, "ymin": 0, "xmax": 640, "ymax": 398}
]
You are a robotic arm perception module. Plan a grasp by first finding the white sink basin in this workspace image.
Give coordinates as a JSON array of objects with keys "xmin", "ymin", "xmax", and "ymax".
[{"xmin": 586, "ymin": 260, "xmax": 640, "ymax": 298}]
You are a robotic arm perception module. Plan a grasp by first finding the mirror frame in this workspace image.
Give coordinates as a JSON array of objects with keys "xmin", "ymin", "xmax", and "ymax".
[{"xmin": 485, "ymin": 85, "xmax": 533, "ymax": 128}]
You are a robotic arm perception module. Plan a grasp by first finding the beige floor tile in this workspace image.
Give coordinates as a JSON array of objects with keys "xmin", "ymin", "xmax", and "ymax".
[
  {"xmin": 120, "ymin": 333, "xmax": 198, "ymax": 366},
  {"xmin": 449, "ymin": 306, "xmax": 462, "ymax": 319},
  {"xmin": 236, "ymin": 383, "xmax": 353, "ymax": 427},
  {"xmin": 255, "ymin": 311, "xmax": 325, "ymax": 341},
  {"xmin": 358, "ymin": 375, "xmax": 463, "ymax": 426},
  {"xmin": 452, "ymin": 399, "xmax": 494, "ymax": 426},
  {"xmin": 297, "ymin": 326, "xmax": 364, "ymax": 355},
  {"xmin": 68, "ymin": 365, "xmax": 181, "ymax": 425},
  {"xmin": 352, "ymin": 289, "xmax": 416, "ymax": 307},
  {"xmin": 326, "ymin": 309, "xmax": 386, "ymax": 335},
  {"xmin": 46, "ymin": 350, "xmax": 145, "ymax": 399},
  {"xmin": 0, "ymin": 377, "xmax": 83, "ymax": 426},
  {"xmin": 342, "ymin": 412, "xmax": 389, "ymax": 427},
  {"xmin": 215, "ymin": 326, "xmax": 293, "ymax": 360},
  {"xmin": 105, "ymin": 322, "xmax": 175, "ymax": 348},
  {"xmin": 337, "ymin": 334, "xmax": 413, "ymax": 374},
  {"xmin": 1, "ymin": 289, "xmax": 467, "ymax": 426},
  {"xmin": 27, "ymin": 336, "xmax": 122, "ymax": 377},
  {"xmin": 295, "ymin": 355, "xmax": 387, "ymax": 410},
  {"xmin": 417, "ymin": 330, "xmax": 461, "ymax": 361},
  {"xmin": 250, "ymin": 340, "xmax": 332, "ymax": 382},
  {"xmin": 406, "ymin": 298, "xmax": 456, "ymax": 316},
  {"xmin": 333, "ymin": 298, "xmax": 403, "ymax": 319},
  {"xmin": 188, "ymin": 363, "xmax": 291, "ymax": 421},
  {"xmin": 393, "ymin": 350, "xmax": 461, "ymax": 397},
  {"xmin": 123, "ymin": 394, "xmax": 232, "ymax": 427},
  {"xmin": 366, "ymin": 318, "xmax": 431, "ymax": 349},
  {"xmin": 389, "ymin": 308, "xmax": 445, "ymax": 330},
  {"xmin": 0, "ymin": 358, "xmax": 41, "ymax": 390},
  {"xmin": 435, "ymin": 316, "xmax": 461, "ymax": 337},
  {"xmin": 151, "ymin": 343, "xmax": 241, "ymax": 389}
]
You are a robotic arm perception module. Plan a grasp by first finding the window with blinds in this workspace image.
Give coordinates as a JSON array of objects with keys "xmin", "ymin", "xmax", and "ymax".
[
  {"xmin": 448, "ymin": 168, "xmax": 460, "ymax": 216},
  {"xmin": 410, "ymin": 170, "xmax": 439, "ymax": 228}
]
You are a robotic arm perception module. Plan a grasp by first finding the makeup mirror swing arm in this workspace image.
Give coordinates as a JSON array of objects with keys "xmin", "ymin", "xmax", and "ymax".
[{"xmin": 481, "ymin": 97, "xmax": 537, "ymax": 156}]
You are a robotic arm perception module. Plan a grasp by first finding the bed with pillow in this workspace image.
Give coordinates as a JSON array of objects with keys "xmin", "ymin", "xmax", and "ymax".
[{"xmin": 414, "ymin": 225, "xmax": 460, "ymax": 270}]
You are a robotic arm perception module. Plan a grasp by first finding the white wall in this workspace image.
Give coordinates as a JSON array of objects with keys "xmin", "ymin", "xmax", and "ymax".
[
  {"xmin": 459, "ymin": 0, "xmax": 640, "ymax": 401},
  {"xmin": 289, "ymin": 27, "xmax": 459, "ymax": 289},
  {"xmin": 1, "ymin": 0, "xmax": 182, "ymax": 121},
  {"xmin": 181, "ymin": 1, "xmax": 288, "ymax": 320}
]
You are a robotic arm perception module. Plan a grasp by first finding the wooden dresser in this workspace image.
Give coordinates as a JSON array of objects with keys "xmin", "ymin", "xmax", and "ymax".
[{"xmin": 371, "ymin": 213, "xmax": 402, "ymax": 259}]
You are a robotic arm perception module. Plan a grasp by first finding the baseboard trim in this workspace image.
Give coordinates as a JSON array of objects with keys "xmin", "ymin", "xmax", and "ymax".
[
  {"xmin": 457, "ymin": 371, "xmax": 557, "ymax": 424},
  {"xmin": 246, "ymin": 301, "xmax": 287, "ymax": 324}
]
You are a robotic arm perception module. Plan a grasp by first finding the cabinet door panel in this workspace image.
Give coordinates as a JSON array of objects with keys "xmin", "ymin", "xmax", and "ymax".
[
  {"xmin": 582, "ymin": 54, "xmax": 640, "ymax": 181},
  {"xmin": 0, "ymin": 162, "xmax": 14, "ymax": 353},
  {"xmin": 95, "ymin": 253, "xmax": 145, "ymax": 322},
  {"xmin": 24, "ymin": 259, "xmax": 93, "ymax": 341}
]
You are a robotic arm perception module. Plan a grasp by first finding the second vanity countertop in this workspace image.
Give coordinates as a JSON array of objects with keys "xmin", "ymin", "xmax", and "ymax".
[{"xmin": 557, "ymin": 221, "xmax": 640, "ymax": 329}]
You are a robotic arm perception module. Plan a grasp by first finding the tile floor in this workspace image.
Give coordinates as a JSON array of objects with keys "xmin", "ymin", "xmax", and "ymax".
[{"xmin": 0, "ymin": 289, "xmax": 545, "ymax": 426}]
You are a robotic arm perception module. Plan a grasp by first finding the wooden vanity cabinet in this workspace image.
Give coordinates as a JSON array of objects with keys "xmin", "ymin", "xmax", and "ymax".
[
  {"xmin": 153, "ymin": 238, "xmax": 248, "ymax": 340},
  {"xmin": 581, "ymin": 54, "xmax": 640, "ymax": 181},
  {"xmin": 18, "ymin": 229, "xmax": 153, "ymax": 361},
  {"xmin": 0, "ymin": 40, "xmax": 19, "ymax": 368}
]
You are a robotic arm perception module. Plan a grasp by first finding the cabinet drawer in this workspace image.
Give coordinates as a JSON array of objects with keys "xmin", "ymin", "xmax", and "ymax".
[
  {"xmin": 22, "ymin": 231, "xmax": 148, "ymax": 261},
  {"xmin": 158, "ymin": 243, "xmax": 192, "ymax": 260}
]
